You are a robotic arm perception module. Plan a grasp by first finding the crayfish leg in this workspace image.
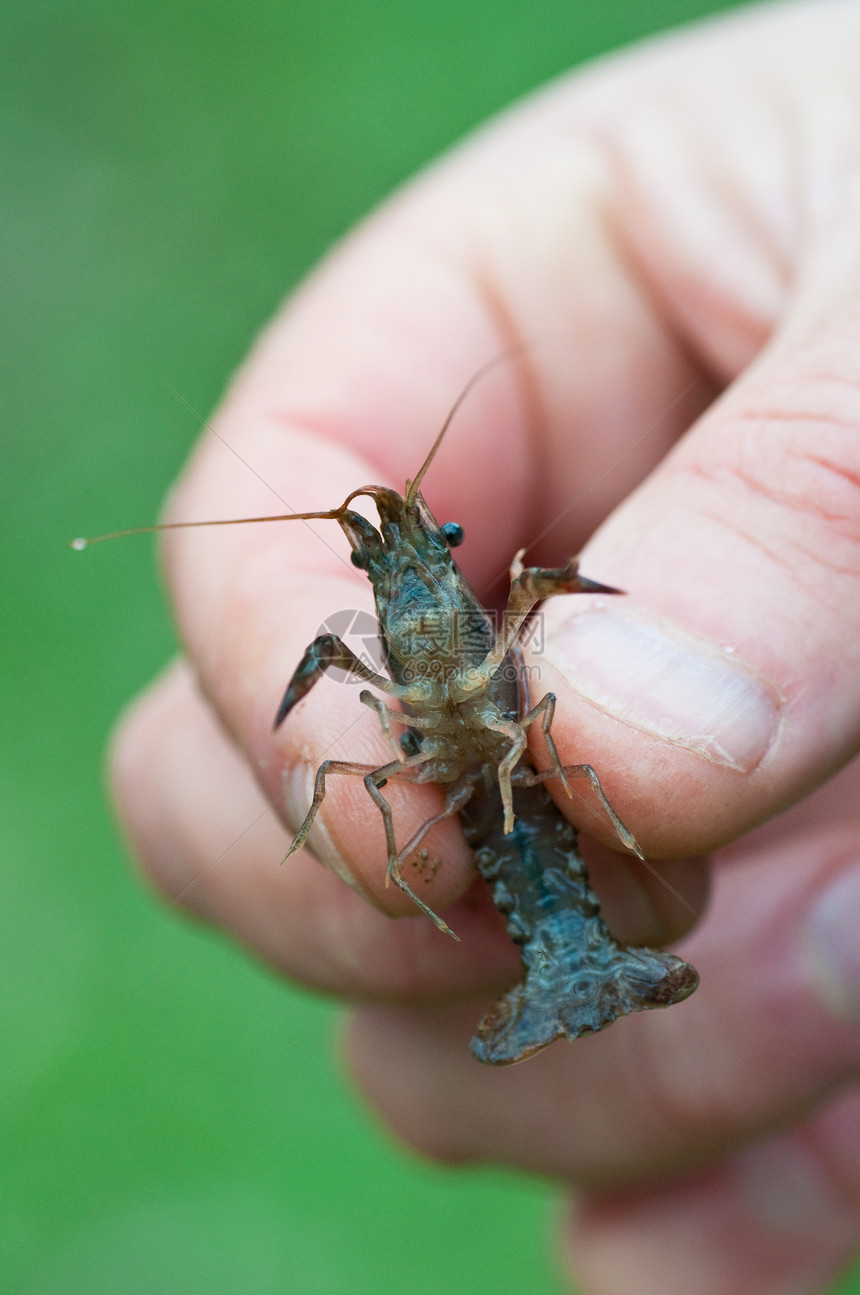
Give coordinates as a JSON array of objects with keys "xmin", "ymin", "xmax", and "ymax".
[
  {"xmin": 562, "ymin": 763, "xmax": 644, "ymax": 859},
  {"xmin": 518, "ymin": 692, "xmax": 572, "ymax": 799},
  {"xmin": 394, "ymin": 775, "xmax": 478, "ymax": 863},
  {"xmin": 283, "ymin": 758, "xmax": 381, "ymax": 861},
  {"xmin": 483, "ymin": 715, "xmax": 528, "ymax": 836},
  {"xmin": 517, "ymin": 762, "xmax": 644, "ymax": 860},
  {"xmin": 363, "ymin": 759, "xmax": 461, "ymax": 941},
  {"xmin": 358, "ymin": 689, "xmax": 424, "ymax": 763}
]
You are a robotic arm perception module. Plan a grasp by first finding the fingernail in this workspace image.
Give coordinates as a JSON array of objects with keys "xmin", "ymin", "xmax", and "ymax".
[
  {"xmin": 542, "ymin": 606, "xmax": 781, "ymax": 772},
  {"xmin": 281, "ymin": 763, "xmax": 367, "ymax": 896},
  {"xmin": 804, "ymin": 865, "xmax": 860, "ymax": 1024}
]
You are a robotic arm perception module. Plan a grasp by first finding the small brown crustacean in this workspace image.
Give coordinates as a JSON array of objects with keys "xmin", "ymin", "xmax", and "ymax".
[{"xmin": 75, "ymin": 372, "xmax": 698, "ymax": 1064}]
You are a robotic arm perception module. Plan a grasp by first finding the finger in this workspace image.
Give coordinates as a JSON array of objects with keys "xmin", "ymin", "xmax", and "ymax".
[
  {"xmin": 535, "ymin": 292, "xmax": 860, "ymax": 857},
  {"xmin": 111, "ymin": 660, "xmax": 704, "ymax": 992},
  {"xmin": 343, "ymin": 788, "xmax": 860, "ymax": 1183},
  {"xmin": 564, "ymin": 1090, "xmax": 860, "ymax": 1295},
  {"xmin": 518, "ymin": 5, "xmax": 860, "ymax": 857}
]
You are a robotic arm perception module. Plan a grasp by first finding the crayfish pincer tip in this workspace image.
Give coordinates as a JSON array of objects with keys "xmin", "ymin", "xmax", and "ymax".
[{"xmin": 578, "ymin": 574, "xmax": 624, "ymax": 596}]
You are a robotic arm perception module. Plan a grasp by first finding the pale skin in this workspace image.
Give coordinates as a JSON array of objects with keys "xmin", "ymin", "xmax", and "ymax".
[{"xmin": 111, "ymin": 3, "xmax": 860, "ymax": 1291}]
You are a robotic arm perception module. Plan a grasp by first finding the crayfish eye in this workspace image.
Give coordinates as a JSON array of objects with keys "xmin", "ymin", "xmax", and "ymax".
[
  {"xmin": 441, "ymin": 521, "xmax": 464, "ymax": 548},
  {"xmin": 350, "ymin": 548, "xmax": 368, "ymax": 569}
]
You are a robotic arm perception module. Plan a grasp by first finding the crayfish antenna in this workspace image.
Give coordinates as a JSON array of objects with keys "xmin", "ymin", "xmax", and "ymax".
[
  {"xmin": 70, "ymin": 508, "xmax": 345, "ymax": 549},
  {"xmin": 405, "ymin": 341, "xmax": 532, "ymax": 508}
]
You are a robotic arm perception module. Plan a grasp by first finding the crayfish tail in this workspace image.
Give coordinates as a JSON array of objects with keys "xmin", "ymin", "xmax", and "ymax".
[
  {"xmin": 470, "ymin": 937, "xmax": 698, "ymax": 1065},
  {"xmin": 461, "ymin": 771, "xmax": 700, "ymax": 1066}
]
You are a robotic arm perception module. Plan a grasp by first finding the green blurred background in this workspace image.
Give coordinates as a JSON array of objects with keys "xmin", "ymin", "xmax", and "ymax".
[{"xmin": 4, "ymin": 1, "xmax": 858, "ymax": 1292}]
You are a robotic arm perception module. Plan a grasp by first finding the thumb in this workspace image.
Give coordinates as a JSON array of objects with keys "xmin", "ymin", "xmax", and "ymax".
[{"xmin": 537, "ymin": 296, "xmax": 860, "ymax": 858}]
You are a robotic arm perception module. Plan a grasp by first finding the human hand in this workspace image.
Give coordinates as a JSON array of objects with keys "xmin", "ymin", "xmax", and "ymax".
[{"xmin": 112, "ymin": 2, "xmax": 860, "ymax": 1291}]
